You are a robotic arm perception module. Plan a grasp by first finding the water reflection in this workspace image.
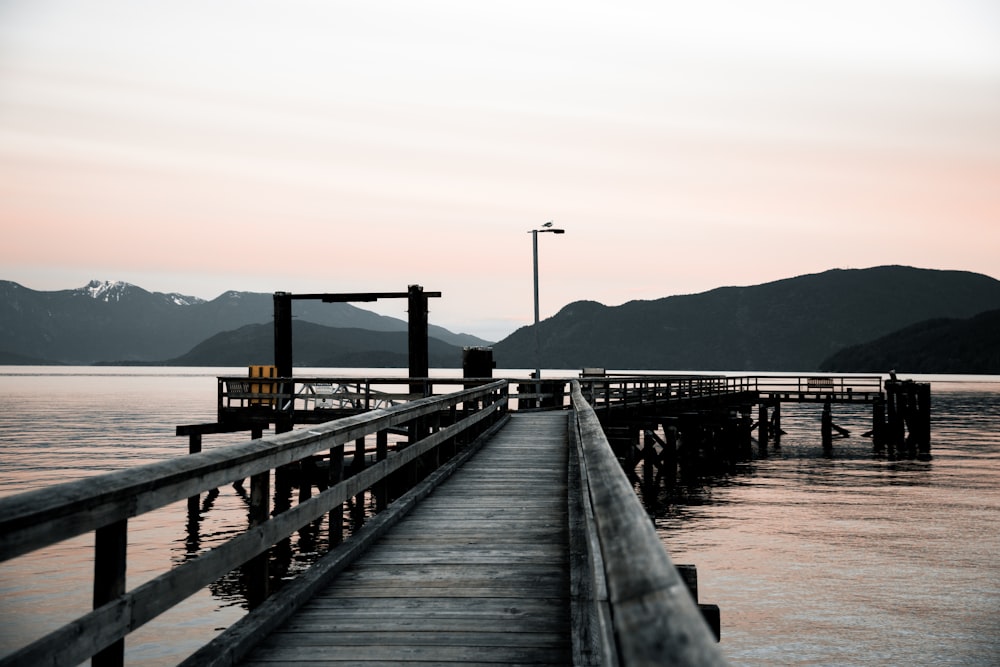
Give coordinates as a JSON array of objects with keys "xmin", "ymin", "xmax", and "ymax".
[
  {"xmin": 173, "ymin": 465, "xmax": 381, "ymax": 611},
  {"xmin": 650, "ymin": 385, "xmax": 1000, "ymax": 667}
]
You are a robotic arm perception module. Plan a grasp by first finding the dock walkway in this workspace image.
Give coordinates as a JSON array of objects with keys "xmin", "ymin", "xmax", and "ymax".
[{"xmin": 239, "ymin": 412, "xmax": 572, "ymax": 666}]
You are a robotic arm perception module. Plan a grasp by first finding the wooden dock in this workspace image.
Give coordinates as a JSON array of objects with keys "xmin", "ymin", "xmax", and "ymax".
[
  {"xmin": 8, "ymin": 371, "xmax": 934, "ymax": 666},
  {"xmin": 240, "ymin": 412, "xmax": 572, "ymax": 665}
]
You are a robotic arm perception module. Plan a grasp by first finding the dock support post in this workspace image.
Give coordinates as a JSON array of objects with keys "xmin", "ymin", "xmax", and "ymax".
[
  {"xmin": 408, "ymin": 284, "xmax": 429, "ymax": 396},
  {"xmin": 886, "ymin": 381, "xmax": 906, "ymax": 451},
  {"xmin": 914, "ymin": 382, "xmax": 932, "ymax": 456},
  {"xmin": 274, "ymin": 292, "xmax": 292, "ymax": 382},
  {"xmin": 643, "ymin": 428, "xmax": 656, "ymax": 486},
  {"xmin": 758, "ymin": 403, "xmax": 769, "ymax": 447},
  {"xmin": 887, "ymin": 380, "xmax": 932, "ymax": 456},
  {"xmin": 626, "ymin": 425, "xmax": 640, "ymax": 483},
  {"xmin": 675, "ymin": 564, "xmax": 721, "ymax": 641},
  {"xmin": 664, "ymin": 423, "xmax": 678, "ymax": 484},
  {"xmin": 872, "ymin": 396, "xmax": 886, "ymax": 452},
  {"xmin": 821, "ymin": 401, "xmax": 833, "ymax": 450},
  {"xmin": 771, "ymin": 402, "xmax": 782, "ymax": 446},
  {"xmin": 93, "ymin": 519, "xmax": 127, "ymax": 667},
  {"xmin": 273, "ymin": 290, "xmax": 294, "ymax": 432},
  {"xmin": 245, "ymin": 428, "xmax": 270, "ymax": 609},
  {"xmin": 738, "ymin": 406, "xmax": 754, "ymax": 459}
]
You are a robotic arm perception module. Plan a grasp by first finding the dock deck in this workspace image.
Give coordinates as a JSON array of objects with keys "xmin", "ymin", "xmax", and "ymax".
[{"xmin": 239, "ymin": 412, "xmax": 572, "ymax": 665}]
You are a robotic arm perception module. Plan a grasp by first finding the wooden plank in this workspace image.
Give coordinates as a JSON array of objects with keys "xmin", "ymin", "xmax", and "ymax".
[
  {"xmin": 298, "ymin": 596, "xmax": 565, "ymax": 615},
  {"xmin": 376, "ymin": 532, "xmax": 567, "ymax": 545},
  {"xmin": 352, "ymin": 547, "xmax": 565, "ymax": 565},
  {"xmin": 305, "ymin": 586, "xmax": 565, "ymax": 600},
  {"xmin": 318, "ymin": 567, "xmax": 568, "ymax": 593},
  {"xmin": 279, "ymin": 615, "xmax": 567, "ymax": 633},
  {"xmin": 242, "ymin": 643, "xmax": 570, "ymax": 665},
  {"xmin": 256, "ymin": 631, "xmax": 570, "ymax": 648}
]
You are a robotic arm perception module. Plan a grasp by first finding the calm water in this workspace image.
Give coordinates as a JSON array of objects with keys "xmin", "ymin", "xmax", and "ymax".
[
  {"xmin": 0, "ymin": 368, "xmax": 998, "ymax": 665},
  {"xmin": 652, "ymin": 379, "xmax": 1000, "ymax": 666}
]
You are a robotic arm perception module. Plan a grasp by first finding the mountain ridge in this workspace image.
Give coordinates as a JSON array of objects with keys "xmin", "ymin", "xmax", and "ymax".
[
  {"xmin": 159, "ymin": 321, "xmax": 463, "ymax": 368},
  {"xmin": 819, "ymin": 308, "xmax": 1000, "ymax": 374},
  {"xmin": 492, "ymin": 265, "xmax": 1000, "ymax": 371},
  {"xmin": 4, "ymin": 266, "xmax": 999, "ymax": 371},
  {"xmin": 0, "ymin": 280, "xmax": 490, "ymax": 364}
]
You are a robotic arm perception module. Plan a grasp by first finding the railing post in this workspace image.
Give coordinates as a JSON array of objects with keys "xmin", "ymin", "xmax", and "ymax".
[
  {"xmin": 375, "ymin": 429, "xmax": 389, "ymax": 511},
  {"xmin": 329, "ymin": 445, "xmax": 344, "ymax": 545},
  {"xmin": 352, "ymin": 437, "xmax": 367, "ymax": 528},
  {"xmin": 246, "ymin": 426, "xmax": 270, "ymax": 609},
  {"xmin": 186, "ymin": 432, "xmax": 204, "ymax": 514},
  {"xmin": 93, "ymin": 518, "xmax": 127, "ymax": 667}
]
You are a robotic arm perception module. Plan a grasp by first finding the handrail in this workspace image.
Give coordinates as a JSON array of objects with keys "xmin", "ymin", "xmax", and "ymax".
[
  {"xmin": 0, "ymin": 380, "xmax": 508, "ymax": 667},
  {"xmin": 752, "ymin": 374, "xmax": 882, "ymax": 394},
  {"xmin": 217, "ymin": 375, "xmax": 508, "ymax": 419},
  {"xmin": 576, "ymin": 374, "xmax": 884, "ymax": 413},
  {"xmin": 570, "ymin": 381, "xmax": 730, "ymax": 665}
]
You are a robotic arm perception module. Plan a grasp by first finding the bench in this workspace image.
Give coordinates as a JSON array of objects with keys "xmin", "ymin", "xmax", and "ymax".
[{"xmin": 807, "ymin": 377, "xmax": 835, "ymax": 390}]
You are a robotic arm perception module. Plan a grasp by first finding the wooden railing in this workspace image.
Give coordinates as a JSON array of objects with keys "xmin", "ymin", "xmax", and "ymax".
[
  {"xmin": 568, "ymin": 381, "xmax": 730, "ymax": 665},
  {"xmin": 578, "ymin": 375, "xmax": 755, "ymax": 417},
  {"xmin": 752, "ymin": 374, "xmax": 883, "ymax": 399},
  {"xmin": 577, "ymin": 374, "xmax": 884, "ymax": 414},
  {"xmin": 216, "ymin": 374, "xmax": 884, "ymax": 423},
  {"xmin": 0, "ymin": 381, "xmax": 508, "ymax": 667},
  {"xmin": 216, "ymin": 375, "xmax": 505, "ymax": 422}
]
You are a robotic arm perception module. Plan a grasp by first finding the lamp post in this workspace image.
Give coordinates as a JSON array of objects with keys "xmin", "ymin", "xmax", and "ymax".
[{"xmin": 529, "ymin": 222, "xmax": 565, "ymax": 385}]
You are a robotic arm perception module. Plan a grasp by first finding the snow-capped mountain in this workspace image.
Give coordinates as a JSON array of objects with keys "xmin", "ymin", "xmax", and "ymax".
[{"xmin": 76, "ymin": 279, "xmax": 206, "ymax": 306}]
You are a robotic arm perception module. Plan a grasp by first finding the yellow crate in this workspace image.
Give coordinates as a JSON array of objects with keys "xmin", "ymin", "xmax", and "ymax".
[{"xmin": 249, "ymin": 365, "xmax": 277, "ymax": 406}]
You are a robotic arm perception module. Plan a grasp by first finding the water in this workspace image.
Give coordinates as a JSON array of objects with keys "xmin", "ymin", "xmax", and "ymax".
[
  {"xmin": 651, "ymin": 380, "xmax": 1000, "ymax": 666},
  {"xmin": 1, "ymin": 368, "xmax": 998, "ymax": 665}
]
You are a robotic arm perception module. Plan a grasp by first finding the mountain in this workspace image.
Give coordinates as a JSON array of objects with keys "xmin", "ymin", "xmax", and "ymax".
[
  {"xmin": 0, "ymin": 280, "xmax": 491, "ymax": 364},
  {"xmin": 819, "ymin": 309, "xmax": 1000, "ymax": 374},
  {"xmin": 162, "ymin": 321, "xmax": 463, "ymax": 368},
  {"xmin": 7, "ymin": 267, "xmax": 1000, "ymax": 370},
  {"xmin": 492, "ymin": 266, "xmax": 1000, "ymax": 371}
]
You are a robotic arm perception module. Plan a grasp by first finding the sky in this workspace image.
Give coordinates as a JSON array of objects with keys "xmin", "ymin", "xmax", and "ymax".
[{"xmin": 1, "ymin": 1, "xmax": 998, "ymax": 341}]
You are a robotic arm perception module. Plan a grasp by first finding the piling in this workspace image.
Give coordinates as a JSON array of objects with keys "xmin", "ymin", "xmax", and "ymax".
[
  {"xmin": 886, "ymin": 379, "xmax": 931, "ymax": 456},
  {"xmin": 872, "ymin": 396, "xmax": 886, "ymax": 452},
  {"xmin": 770, "ymin": 402, "xmax": 782, "ymax": 445},
  {"xmin": 758, "ymin": 403, "xmax": 769, "ymax": 447},
  {"xmin": 821, "ymin": 401, "xmax": 833, "ymax": 450}
]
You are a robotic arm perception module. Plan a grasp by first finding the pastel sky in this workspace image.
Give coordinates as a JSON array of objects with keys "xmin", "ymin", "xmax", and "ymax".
[{"xmin": 2, "ymin": 1, "xmax": 998, "ymax": 341}]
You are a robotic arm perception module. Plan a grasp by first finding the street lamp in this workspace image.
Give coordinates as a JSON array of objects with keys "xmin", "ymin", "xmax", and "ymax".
[{"xmin": 529, "ymin": 221, "xmax": 565, "ymax": 384}]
